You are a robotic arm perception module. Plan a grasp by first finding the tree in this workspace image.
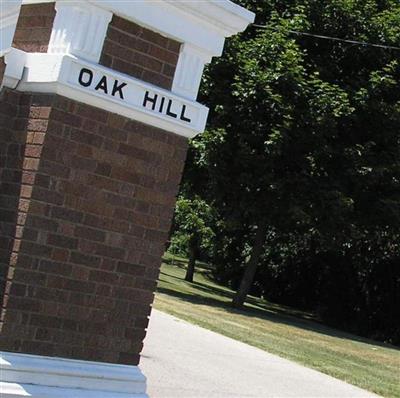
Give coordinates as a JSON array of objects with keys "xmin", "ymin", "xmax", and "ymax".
[
  {"xmin": 183, "ymin": 0, "xmax": 400, "ymax": 316},
  {"xmin": 171, "ymin": 197, "xmax": 215, "ymax": 282}
]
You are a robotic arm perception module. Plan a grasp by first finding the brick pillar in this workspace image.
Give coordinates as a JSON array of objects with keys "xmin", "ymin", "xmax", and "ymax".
[
  {"xmin": 0, "ymin": 1, "xmax": 254, "ymax": 397},
  {"xmin": 0, "ymin": 88, "xmax": 188, "ymax": 362}
]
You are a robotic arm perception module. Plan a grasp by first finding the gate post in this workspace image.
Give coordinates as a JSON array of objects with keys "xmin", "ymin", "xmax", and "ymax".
[{"xmin": 0, "ymin": 1, "xmax": 254, "ymax": 397}]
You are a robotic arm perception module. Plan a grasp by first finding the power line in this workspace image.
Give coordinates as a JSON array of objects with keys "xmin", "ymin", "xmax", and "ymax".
[{"xmin": 252, "ymin": 24, "xmax": 400, "ymax": 51}]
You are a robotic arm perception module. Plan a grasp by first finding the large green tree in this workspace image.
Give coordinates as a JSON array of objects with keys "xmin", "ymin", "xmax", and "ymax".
[
  {"xmin": 182, "ymin": 0, "xmax": 400, "ymax": 315},
  {"xmin": 171, "ymin": 197, "xmax": 215, "ymax": 282}
]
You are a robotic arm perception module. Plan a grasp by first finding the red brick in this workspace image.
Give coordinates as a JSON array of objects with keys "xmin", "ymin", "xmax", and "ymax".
[
  {"xmin": 39, "ymin": 259, "xmax": 72, "ymax": 277},
  {"xmin": 162, "ymin": 63, "xmax": 176, "ymax": 78},
  {"xmin": 95, "ymin": 162, "xmax": 112, "ymax": 177},
  {"xmin": 12, "ymin": 4, "xmax": 55, "ymax": 53},
  {"xmin": 26, "ymin": 215, "xmax": 58, "ymax": 232},
  {"xmin": 116, "ymin": 262, "xmax": 145, "ymax": 276},
  {"xmin": 0, "ymin": 89, "xmax": 188, "ymax": 366},
  {"xmin": 141, "ymin": 29, "xmax": 169, "ymax": 48},
  {"xmin": 94, "ymin": 243, "xmax": 125, "ymax": 260},
  {"xmin": 76, "ymin": 105, "xmax": 108, "ymax": 124},
  {"xmin": 25, "ymin": 145, "xmax": 42, "ymax": 158},
  {"xmin": 100, "ymin": 15, "xmax": 180, "ymax": 89},
  {"xmin": 51, "ymin": 207, "xmax": 83, "ymax": 223},
  {"xmin": 47, "ymin": 234, "xmax": 78, "ymax": 250},
  {"xmin": 132, "ymin": 52, "xmax": 163, "ymax": 73},
  {"xmin": 31, "ymin": 187, "xmax": 63, "ymax": 205},
  {"xmin": 111, "ymin": 16, "xmax": 143, "ymax": 36},
  {"xmin": 148, "ymin": 45, "xmax": 179, "ymax": 65},
  {"xmin": 89, "ymin": 270, "xmax": 118, "ymax": 284},
  {"xmin": 16, "ymin": 3, "xmax": 55, "ymax": 17},
  {"xmin": 20, "ymin": 241, "xmax": 52, "ymax": 258},
  {"xmin": 70, "ymin": 266, "xmax": 90, "ymax": 281},
  {"xmin": 51, "ymin": 109, "xmax": 82, "ymax": 128},
  {"xmin": 29, "ymin": 107, "xmax": 51, "ymax": 120},
  {"xmin": 111, "ymin": 58, "xmax": 144, "ymax": 79},
  {"xmin": 75, "ymin": 226, "xmax": 106, "ymax": 243},
  {"xmin": 23, "ymin": 158, "xmax": 40, "ymax": 171},
  {"xmin": 145, "ymin": 70, "xmax": 172, "ymax": 88},
  {"xmin": 70, "ymin": 252, "xmax": 101, "ymax": 268},
  {"xmin": 70, "ymin": 129, "xmax": 103, "ymax": 148},
  {"xmin": 20, "ymin": 185, "xmax": 33, "ymax": 198},
  {"xmin": 167, "ymin": 39, "xmax": 181, "ymax": 53},
  {"xmin": 51, "ymin": 248, "xmax": 69, "ymax": 262}
]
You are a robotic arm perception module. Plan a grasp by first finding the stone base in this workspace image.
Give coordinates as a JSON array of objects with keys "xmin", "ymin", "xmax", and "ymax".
[{"xmin": 0, "ymin": 352, "xmax": 147, "ymax": 398}]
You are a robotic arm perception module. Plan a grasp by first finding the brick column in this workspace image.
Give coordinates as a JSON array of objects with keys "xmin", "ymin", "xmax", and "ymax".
[
  {"xmin": 0, "ymin": 1, "xmax": 254, "ymax": 397},
  {"xmin": 0, "ymin": 87, "xmax": 190, "ymax": 359}
]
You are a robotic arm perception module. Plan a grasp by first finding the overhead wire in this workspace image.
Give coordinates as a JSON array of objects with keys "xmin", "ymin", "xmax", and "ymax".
[{"xmin": 252, "ymin": 24, "xmax": 400, "ymax": 51}]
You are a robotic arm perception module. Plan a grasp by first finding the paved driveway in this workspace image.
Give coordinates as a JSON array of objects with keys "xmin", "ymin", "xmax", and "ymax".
[{"xmin": 140, "ymin": 310, "xmax": 378, "ymax": 398}]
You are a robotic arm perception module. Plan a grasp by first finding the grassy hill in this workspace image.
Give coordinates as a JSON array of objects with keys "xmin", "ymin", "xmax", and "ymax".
[{"xmin": 153, "ymin": 257, "xmax": 400, "ymax": 398}]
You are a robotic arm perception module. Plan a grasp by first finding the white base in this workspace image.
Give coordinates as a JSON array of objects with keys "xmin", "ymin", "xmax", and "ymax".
[{"xmin": 0, "ymin": 352, "xmax": 148, "ymax": 398}]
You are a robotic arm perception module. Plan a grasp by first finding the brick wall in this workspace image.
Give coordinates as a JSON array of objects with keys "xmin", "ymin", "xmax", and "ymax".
[
  {"xmin": 0, "ymin": 89, "xmax": 188, "ymax": 365},
  {"xmin": 12, "ymin": 3, "xmax": 56, "ymax": 53},
  {"xmin": 100, "ymin": 16, "xmax": 181, "ymax": 90},
  {"xmin": 0, "ymin": 90, "xmax": 30, "ymax": 301}
]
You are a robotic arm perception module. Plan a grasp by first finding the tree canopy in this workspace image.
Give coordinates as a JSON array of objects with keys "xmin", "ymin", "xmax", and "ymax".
[{"xmin": 170, "ymin": 0, "xmax": 400, "ymax": 344}]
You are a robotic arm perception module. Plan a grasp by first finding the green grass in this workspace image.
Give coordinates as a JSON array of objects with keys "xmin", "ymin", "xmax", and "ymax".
[{"xmin": 153, "ymin": 258, "xmax": 400, "ymax": 398}]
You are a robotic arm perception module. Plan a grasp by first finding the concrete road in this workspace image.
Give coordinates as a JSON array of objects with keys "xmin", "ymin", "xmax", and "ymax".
[{"xmin": 140, "ymin": 310, "xmax": 378, "ymax": 398}]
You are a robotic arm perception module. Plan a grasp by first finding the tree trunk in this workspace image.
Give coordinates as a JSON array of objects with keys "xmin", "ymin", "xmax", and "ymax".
[
  {"xmin": 185, "ymin": 235, "xmax": 198, "ymax": 282},
  {"xmin": 232, "ymin": 220, "xmax": 267, "ymax": 308}
]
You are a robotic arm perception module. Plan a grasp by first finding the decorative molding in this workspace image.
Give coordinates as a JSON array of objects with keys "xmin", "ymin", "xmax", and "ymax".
[
  {"xmin": 13, "ymin": 0, "xmax": 254, "ymax": 131},
  {"xmin": 0, "ymin": 351, "xmax": 148, "ymax": 398},
  {"xmin": 166, "ymin": 0, "xmax": 255, "ymax": 37},
  {"xmin": 172, "ymin": 44, "xmax": 212, "ymax": 100},
  {"xmin": 0, "ymin": 0, "xmax": 22, "ymax": 57},
  {"xmin": 23, "ymin": 0, "xmax": 255, "ymax": 58},
  {"xmin": 48, "ymin": 2, "xmax": 112, "ymax": 63},
  {"xmin": 11, "ymin": 53, "xmax": 209, "ymax": 138},
  {"xmin": 2, "ymin": 48, "xmax": 26, "ymax": 89}
]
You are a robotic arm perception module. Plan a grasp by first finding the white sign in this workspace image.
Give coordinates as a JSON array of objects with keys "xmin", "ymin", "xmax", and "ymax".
[
  {"xmin": 17, "ymin": 54, "xmax": 208, "ymax": 138},
  {"xmin": 62, "ymin": 58, "xmax": 209, "ymax": 137}
]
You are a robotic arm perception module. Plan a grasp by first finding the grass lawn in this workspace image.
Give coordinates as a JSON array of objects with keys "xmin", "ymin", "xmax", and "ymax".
[{"xmin": 153, "ymin": 257, "xmax": 400, "ymax": 398}]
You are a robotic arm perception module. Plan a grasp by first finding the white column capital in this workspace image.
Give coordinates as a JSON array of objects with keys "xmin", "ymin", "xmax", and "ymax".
[
  {"xmin": 48, "ymin": 1, "xmax": 112, "ymax": 63},
  {"xmin": 172, "ymin": 44, "xmax": 213, "ymax": 101}
]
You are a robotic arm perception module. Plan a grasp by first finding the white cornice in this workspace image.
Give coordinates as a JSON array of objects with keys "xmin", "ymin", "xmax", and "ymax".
[
  {"xmin": 0, "ymin": 351, "xmax": 147, "ymax": 397},
  {"xmin": 48, "ymin": 2, "xmax": 112, "ymax": 62},
  {"xmin": 166, "ymin": 0, "xmax": 255, "ymax": 37},
  {"xmin": 22, "ymin": 0, "xmax": 255, "ymax": 58},
  {"xmin": 1, "ymin": 48, "xmax": 26, "ymax": 88},
  {"xmin": 172, "ymin": 44, "xmax": 211, "ymax": 100}
]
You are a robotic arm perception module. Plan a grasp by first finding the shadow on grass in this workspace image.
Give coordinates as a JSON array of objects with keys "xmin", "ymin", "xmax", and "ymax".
[
  {"xmin": 159, "ymin": 269, "xmax": 316, "ymax": 321},
  {"xmin": 157, "ymin": 273, "xmax": 399, "ymax": 352}
]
